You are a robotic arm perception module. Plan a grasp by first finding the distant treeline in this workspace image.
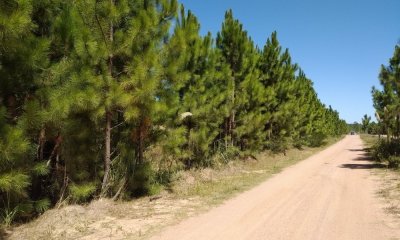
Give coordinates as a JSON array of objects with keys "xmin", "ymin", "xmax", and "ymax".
[{"xmin": 0, "ymin": 0, "xmax": 347, "ymax": 224}]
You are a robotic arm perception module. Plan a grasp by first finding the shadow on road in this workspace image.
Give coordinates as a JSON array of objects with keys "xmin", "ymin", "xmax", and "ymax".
[
  {"xmin": 339, "ymin": 163, "xmax": 385, "ymax": 170},
  {"xmin": 353, "ymin": 154, "xmax": 374, "ymax": 161},
  {"xmin": 347, "ymin": 148, "xmax": 372, "ymax": 152},
  {"xmin": 340, "ymin": 148, "xmax": 385, "ymax": 169},
  {"xmin": 353, "ymin": 157, "xmax": 374, "ymax": 161},
  {"xmin": 347, "ymin": 147, "xmax": 375, "ymax": 161}
]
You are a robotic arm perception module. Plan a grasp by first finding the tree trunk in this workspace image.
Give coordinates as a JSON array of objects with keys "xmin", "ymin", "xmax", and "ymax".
[
  {"xmin": 38, "ymin": 127, "xmax": 46, "ymax": 161},
  {"xmin": 101, "ymin": 0, "xmax": 114, "ymax": 196},
  {"xmin": 101, "ymin": 111, "xmax": 112, "ymax": 193},
  {"xmin": 230, "ymin": 80, "xmax": 236, "ymax": 147},
  {"xmin": 7, "ymin": 94, "xmax": 17, "ymax": 121},
  {"xmin": 49, "ymin": 132, "xmax": 62, "ymax": 169},
  {"xmin": 112, "ymin": 178, "xmax": 126, "ymax": 201},
  {"xmin": 224, "ymin": 117, "xmax": 229, "ymax": 149},
  {"xmin": 136, "ymin": 117, "xmax": 150, "ymax": 165},
  {"xmin": 138, "ymin": 122, "xmax": 144, "ymax": 164},
  {"xmin": 231, "ymin": 110, "xmax": 235, "ymax": 146}
]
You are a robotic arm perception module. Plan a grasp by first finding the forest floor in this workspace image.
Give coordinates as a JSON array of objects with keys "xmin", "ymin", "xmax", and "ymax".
[
  {"xmin": 6, "ymin": 138, "xmax": 341, "ymax": 240},
  {"xmin": 149, "ymin": 135, "xmax": 400, "ymax": 240}
]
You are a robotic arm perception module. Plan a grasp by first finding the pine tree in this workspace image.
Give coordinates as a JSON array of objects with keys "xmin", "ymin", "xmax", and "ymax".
[
  {"xmin": 41, "ymin": 0, "xmax": 127, "ymax": 196},
  {"xmin": 216, "ymin": 9, "xmax": 260, "ymax": 150},
  {"xmin": 372, "ymin": 44, "xmax": 400, "ymax": 140},
  {"xmin": 114, "ymin": 0, "xmax": 179, "ymax": 196},
  {"xmin": 166, "ymin": 7, "xmax": 232, "ymax": 166},
  {"xmin": 291, "ymin": 70, "xmax": 318, "ymax": 147},
  {"xmin": 258, "ymin": 32, "xmax": 299, "ymax": 151},
  {"xmin": 0, "ymin": 107, "xmax": 31, "ymax": 225},
  {"xmin": 0, "ymin": 0, "xmax": 51, "ymax": 223},
  {"xmin": 361, "ymin": 114, "xmax": 371, "ymax": 133},
  {"xmin": 0, "ymin": 0, "xmax": 49, "ymax": 117}
]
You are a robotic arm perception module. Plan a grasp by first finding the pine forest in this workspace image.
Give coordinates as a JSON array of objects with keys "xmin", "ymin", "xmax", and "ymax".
[{"xmin": 0, "ymin": 0, "xmax": 348, "ymax": 225}]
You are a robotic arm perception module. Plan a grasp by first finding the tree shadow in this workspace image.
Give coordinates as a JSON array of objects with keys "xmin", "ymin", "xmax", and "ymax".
[
  {"xmin": 347, "ymin": 148, "xmax": 372, "ymax": 152},
  {"xmin": 353, "ymin": 156, "xmax": 373, "ymax": 161},
  {"xmin": 340, "ymin": 148, "xmax": 384, "ymax": 169},
  {"xmin": 339, "ymin": 163, "xmax": 386, "ymax": 169},
  {"xmin": 353, "ymin": 153, "xmax": 374, "ymax": 161},
  {"xmin": 347, "ymin": 148, "xmax": 364, "ymax": 152}
]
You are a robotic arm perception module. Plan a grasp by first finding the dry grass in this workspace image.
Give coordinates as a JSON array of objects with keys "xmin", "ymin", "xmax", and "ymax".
[
  {"xmin": 359, "ymin": 134, "xmax": 378, "ymax": 147},
  {"xmin": 8, "ymin": 196, "xmax": 202, "ymax": 240},
  {"xmin": 374, "ymin": 170, "xmax": 400, "ymax": 218},
  {"xmin": 7, "ymin": 137, "xmax": 341, "ymax": 240}
]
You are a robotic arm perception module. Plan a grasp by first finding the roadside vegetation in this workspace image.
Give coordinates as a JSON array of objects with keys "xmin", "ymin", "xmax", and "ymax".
[
  {"xmin": 369, "ymin": 43, "xmax": 400, "ymax": 169},
  {"xmin": 360, "ymin": 134, "xmax": 400, "ymax": 221},
  {"xmin": 353, "ymin": 44, "xmax": 400, "ymax": 228},
  {"xmin": 0, "ymin": 0, "xmax": 347, "ymax": 229},
  {"xmin": 8, "ymin": 137, "xmax": 340, "ymax": 240}
]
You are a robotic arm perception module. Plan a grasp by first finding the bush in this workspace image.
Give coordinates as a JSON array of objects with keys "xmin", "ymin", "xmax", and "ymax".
[
  {"xmin": 266, "ymin": 138, "xmax": 289, "ymax": 153},
  {"xmin": 210, "ymin": 141, "xmax": 240, "ymax": 166},
  {"xmin": 388, "ymin": 156, "xmax": 400, "ymax": 169},
  {"xmin": 154, "ymin": 168, "xmax": 178, "ymax": 186},
  {"xmin": 127, "ymin": 162, "xmax": 157, "ymax": 197},
  {"xmin": 372, "ymin": 140, "xmax": 400, "ymax": 161},
  {"xmin": 372, "ymin": 140, "xmax": 400, "ymax": 168},
  {"xmin": 292, "ymin": 137, "xmax": 306, "ymax": 149},
  {"xmin": 307, "ymin": 132, "xmax": 327, "ymax": 148},
  {"xmin": 373, "ymin": 140, "xmax": 389, "ymax": 161},
  {"xmin": 34, "ymin": 198, "xmax": 51, "ymax": 214},
  {"xmin": 69, "ymin": 182, "xmax": 97, "ymax": 203}
]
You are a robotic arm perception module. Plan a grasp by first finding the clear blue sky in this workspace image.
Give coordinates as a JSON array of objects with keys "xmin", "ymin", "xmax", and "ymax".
[{"xmin": 178, "ymin": 0, "xmax": 400, "ymax": 123}]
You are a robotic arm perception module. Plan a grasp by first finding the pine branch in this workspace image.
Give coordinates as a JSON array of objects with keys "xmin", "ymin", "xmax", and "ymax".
[
  {"xmin": 94, "ymin": 0, "xmax": 109, "ymax": 51},
  {"xmin": 111, "ymin": 120, "xmax": 125, "ymax": 130}
]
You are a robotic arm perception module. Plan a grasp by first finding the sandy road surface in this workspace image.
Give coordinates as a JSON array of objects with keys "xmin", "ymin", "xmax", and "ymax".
[{"xmin": 150, "ymin": 136, "xmax": 400, "ymax": 240}]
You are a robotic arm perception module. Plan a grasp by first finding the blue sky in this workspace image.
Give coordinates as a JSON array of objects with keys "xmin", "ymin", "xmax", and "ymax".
[{"xmin": 178, "ymin": 0, "xmax": 400, "ymax": 123}]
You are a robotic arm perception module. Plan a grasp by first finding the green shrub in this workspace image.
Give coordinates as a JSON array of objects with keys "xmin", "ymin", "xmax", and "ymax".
[
  {"xmin": 388, "ymin": 156, "xmax": 400, "ymax": 169},
  {"xmin": 372, "ymin": 140, "xmax": 400, "ymax": 168},
  {"xmin": 34, "ymin": 198, "xmax": 51, "ymax": 214},
  {"xmin": 292, "ymin": 137, "xmax": 307, "ymax": 149},
  {"xmin": 31, "ymin": 162, "xmax": 50, "ymax": 177},
  {"xmin": 127, "ymin": 162, "xmax": 156, "ymax": 197},
  {"xmin": 266, "ymin": 138, "xmax": 289, "ymax": 153},
  {"xmin": 307, "ymin": 132, "xmax": 327, "ymax": 148},
  {"xmin": 373, "ymin": 140, "xmax": 390, "ymax": 161},
  {"xmin": 1, "ymin": 207, "xmax": 19, "ymax": 227},
  {"xmin": 69, "ymin": 182, "xmax": 97, "ymax": 203},
  {"xmin": 154, "ymin": 169, "xmax": 176, "ymax": 186},
  {"xmin": 372, "ymin": 140, "xmax": 400, "ymax": 162},
  {"xmin": 148, "ymin": 183, "xmax": 163, "ymax": 196}
]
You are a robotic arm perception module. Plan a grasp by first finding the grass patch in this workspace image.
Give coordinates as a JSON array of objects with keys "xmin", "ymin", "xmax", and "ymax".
[{"xmin": 359, "ymin": 134, "xmax": 380, "ymax": 148}]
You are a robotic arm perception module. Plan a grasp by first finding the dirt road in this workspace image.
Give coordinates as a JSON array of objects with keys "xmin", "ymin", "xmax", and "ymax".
[{"xmin": 150, "ymin": 136, "xmax": 400, "ymax": 240}]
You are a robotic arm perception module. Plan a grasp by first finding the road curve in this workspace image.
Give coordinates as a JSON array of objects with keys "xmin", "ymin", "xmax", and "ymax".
[{"xmin": 150, "ymin": 135, "xmax": 400, "ymax": 240}]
